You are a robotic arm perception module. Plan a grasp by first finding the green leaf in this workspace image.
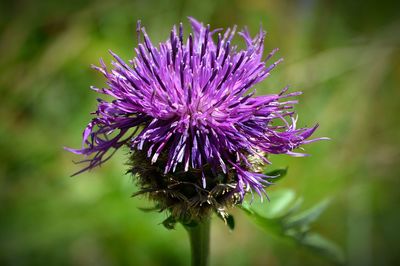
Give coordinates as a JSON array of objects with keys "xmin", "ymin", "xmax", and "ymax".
[
  {"xmin": 215, "ymin": 212, "xmax": 235, "ymax": 231},
  {"xmin": 226, "ymin": 214, "xmax": 235, "ymax": 231},
  {"xmin": 300, "ymin": 233, "xmax": 346, "ymax": 265},
  {"xmin": 137, "ymin": 205, "xmax": 161, "ymax": 213},
  {"xmin": 240, "ymin": 191, "xmax": 345, "ymax": 265},
  {"xmin": 239, "ymin": 202, "xmax": 282, "ymax": 234},
  {"xmin": 162, "ymin": 216, "xmax": 177, "ymax": 230},
  {"xmin": 265, "ymin": 167, "xmax": 288, "ymax": 183},
  {"xmin": 284, "ymin": 198, "xmax": 331, "ymax": 229},
  {"xmin": 250, "ymin": 189, "xmax": 296, "ymax": 219},
  {"xmin": 239, "ymin": 200, "xmax": 254, "ymax": 215},
  {"xmin": 282, "ymin": 197, "xmax": 304, "ymax": 218}
]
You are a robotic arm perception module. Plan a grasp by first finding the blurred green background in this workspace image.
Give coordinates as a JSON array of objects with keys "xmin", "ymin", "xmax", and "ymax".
[{"xmin": 1, "ymin": 0, "xmax": 399, "ymax": 265}]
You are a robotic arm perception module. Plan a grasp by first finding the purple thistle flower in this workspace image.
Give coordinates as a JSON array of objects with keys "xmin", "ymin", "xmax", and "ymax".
[{"xmin": 67, "ymin": 17, "xmax": 323, "ymax": 204}]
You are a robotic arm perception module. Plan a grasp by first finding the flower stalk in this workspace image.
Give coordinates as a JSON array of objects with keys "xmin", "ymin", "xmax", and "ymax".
[{"xmin": 184, "ymin": 218, "xmax": 211, "ymax": 266}]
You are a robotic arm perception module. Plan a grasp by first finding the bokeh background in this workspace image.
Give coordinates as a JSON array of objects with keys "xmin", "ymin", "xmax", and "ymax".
[{"xmin": 1, "ymin": 0, "xmax": 399, "ymax": 265}]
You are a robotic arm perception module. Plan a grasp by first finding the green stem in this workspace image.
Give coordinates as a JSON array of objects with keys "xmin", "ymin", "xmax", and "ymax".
[{"xmin": 184, "ymin": 218, "xmax": 211, "ymax": 266}]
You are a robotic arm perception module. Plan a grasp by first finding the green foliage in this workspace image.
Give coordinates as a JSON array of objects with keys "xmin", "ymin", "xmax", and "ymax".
[
  {"xmin": 162, "ymin": 216, "xmax": 177, "ymax": 230},
  {"xmin": 240, "ymin": 189, "xmax": 345, "ymax": 265},
  {"xmin": 137, "ymin": 205, "xmax": 161, "ymax": 213},
  {"xmin": 299, "ymin": 233, "xmax": 345, "ymax": 265},
  {"xmin": 225, "ymin": 214, "xmax": 235, "ymax": 231},
  {"xmin": 216, "ymin": 213, "xmax": 236, "ymax": 231},
  {"xmin": 265, "ymin": 167, "xmax": 288, "ymax": 184},
  {"xmin": 284, "ymin": 198, "xmax": 331, "ymax": 230}
]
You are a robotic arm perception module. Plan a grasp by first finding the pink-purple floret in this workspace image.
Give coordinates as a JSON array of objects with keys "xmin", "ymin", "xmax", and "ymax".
[{"xmin": 66, "ymin": 17, "xmax": 325, "ymax": 200}]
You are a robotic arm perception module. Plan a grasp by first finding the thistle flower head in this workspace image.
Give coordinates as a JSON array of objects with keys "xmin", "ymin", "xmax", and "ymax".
[{"xmin": 67, "ymin": 18, "xmax": 323, "ymax": 222}]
